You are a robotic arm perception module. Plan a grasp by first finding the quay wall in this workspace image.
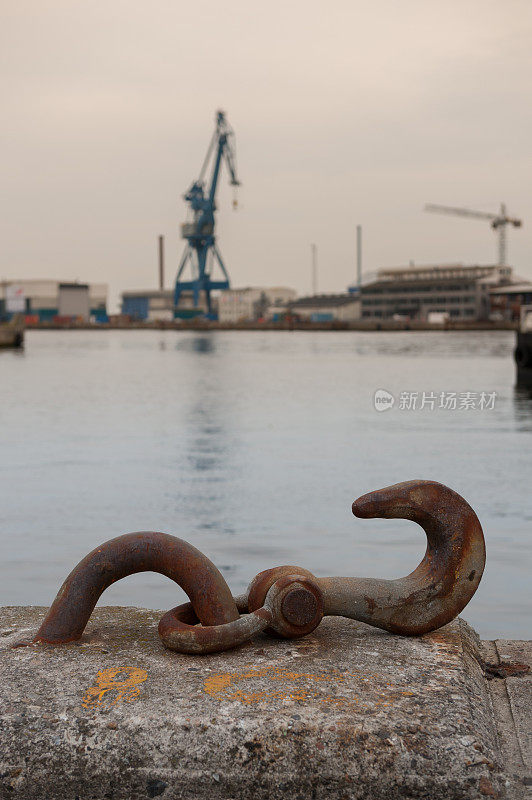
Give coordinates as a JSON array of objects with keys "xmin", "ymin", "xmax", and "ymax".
[
  {"xmin": 26, "ymin": 319, "xmax": 518, "ymax": 332},
  {"xmin": 1, "ymin": 607, "xmax": 530, "ymax": 799}
]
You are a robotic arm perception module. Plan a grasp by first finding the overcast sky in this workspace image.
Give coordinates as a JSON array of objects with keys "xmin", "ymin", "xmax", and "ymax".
[{"xmin": 2, "ymin": 1, "xmax": 531, "ymax": 310}]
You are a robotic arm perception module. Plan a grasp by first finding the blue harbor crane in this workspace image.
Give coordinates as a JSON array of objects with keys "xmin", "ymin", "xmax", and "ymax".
[{"xmin": 174, "ymin": 110, "xmax": 240, "ymax": 317}]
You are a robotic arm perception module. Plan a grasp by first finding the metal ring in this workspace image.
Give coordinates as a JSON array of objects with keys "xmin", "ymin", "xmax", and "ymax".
[{"xmin": 32, "ymin": 532, "xmax": 239, "ymax": 644}]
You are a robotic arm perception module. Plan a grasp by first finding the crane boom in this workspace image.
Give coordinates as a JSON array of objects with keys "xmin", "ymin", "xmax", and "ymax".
[
  {"xmin": 425, "ymin": 204, "xmax": 497, "ymax": 221},
  {"xmin": 424, "ymin": 202, "xmax": 522, "ymax": 266},
  {"xmin": 174, "ymin": 110, "xmax": 240, "ymax": 317}
]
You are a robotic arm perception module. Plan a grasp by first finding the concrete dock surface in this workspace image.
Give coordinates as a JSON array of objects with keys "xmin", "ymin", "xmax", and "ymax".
[{"xmin": 1, "ymin": 607, "xmax": 530, "ymax": 799}]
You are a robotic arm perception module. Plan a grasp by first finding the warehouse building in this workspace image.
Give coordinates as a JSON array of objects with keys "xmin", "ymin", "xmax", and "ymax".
[
  {"xmin": 360, "ymin": 264, "xmax": 513, "ymax": 321},
  {"xmin": 0, "ymin": 279, "xmax": 108, "ymax": 322},
  {"xmin": 285, "ymin": 294, "xmax": 361, "ymax": 322},
  {"xmin": 121, "ymin": 289, "xmax": 173, "ymax": 321},
  {"xmin": 218, "ymin": 287, "xmax": 297, "ymax": 323},
  {"xmin": 121, "ymin": 289, "xmax": 209, "ymax": 321}
]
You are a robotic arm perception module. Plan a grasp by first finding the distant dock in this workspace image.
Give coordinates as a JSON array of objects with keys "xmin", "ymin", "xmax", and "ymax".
[{"xmin": 25, "ymin": 319, "xmax": 517, "ymax": 333}]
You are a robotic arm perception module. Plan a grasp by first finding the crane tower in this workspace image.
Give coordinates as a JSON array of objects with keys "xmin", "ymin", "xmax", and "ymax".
[
  {"xmin": 425, "ymin": 203, "xmax": 522, "ymax": 267},
  {"xmin": 174, "ymin": 110, "xmax": 240, "ymax": 317}
]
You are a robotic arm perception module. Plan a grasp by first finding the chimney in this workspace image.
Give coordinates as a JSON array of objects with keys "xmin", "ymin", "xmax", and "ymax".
[{"xmin": 158, "ymin": 235, "xmax": 164, "ymax": 290}]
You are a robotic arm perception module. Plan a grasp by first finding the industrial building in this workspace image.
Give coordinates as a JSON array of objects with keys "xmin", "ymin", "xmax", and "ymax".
[
  {"xmin": 360, "ymin": 264, "xmax": 514, "ymax": 321},
  {"xmin": 0, "ymin": 279, "xmax": 108, "ymax": 322},
  {"xmin": 121, "ymin": 289, "xmax": 209, "ymax": 321},
  {"xmin": 489, "ymin": 282, "xmax": 532, "ymax": 321},
  {"xmin": 285, "ymin": 294, "xmax": 361, "ymax": 323},
  {"xmin": 218, "ymin": 287, "xmax": 297, "ymax": 323}
]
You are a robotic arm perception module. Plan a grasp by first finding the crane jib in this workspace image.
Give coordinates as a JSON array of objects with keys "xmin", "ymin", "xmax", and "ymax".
[{"xmin": 424, "ymin": 202, "xmax": 522, "ymax": 267}]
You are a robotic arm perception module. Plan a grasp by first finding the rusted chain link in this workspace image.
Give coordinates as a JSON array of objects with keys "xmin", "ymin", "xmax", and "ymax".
[{"xmin": 24, "ymin": 480, "xmax": 485, "ymax": 654}]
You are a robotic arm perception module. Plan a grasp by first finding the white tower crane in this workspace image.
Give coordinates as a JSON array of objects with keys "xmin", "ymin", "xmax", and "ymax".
[{"xmin": 425, "ymin": 203, "xmax": 522, "ymax": 267}]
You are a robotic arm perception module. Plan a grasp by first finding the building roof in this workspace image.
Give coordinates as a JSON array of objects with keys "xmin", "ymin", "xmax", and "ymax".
[
  {"xmin": 490, "ymin": 283, "xmax": 532, "ymax": 295},
  {"xmin": 376, "ymin": 264, "xmax": 505, "ymax": 283},
  {"xmin": 221, "ymin": 286, "xmax": 296, "ymax": 295},
  {"xmin": 1, "ymin": 279, "xmax": 107, "ymax": 288},
  {"xmin": 291, "ymin": 294, "xmax": 359, "ymax": 308},
  {"xmin": 121, "ymin": 290, "xmax": 174, "ymax": 299}
]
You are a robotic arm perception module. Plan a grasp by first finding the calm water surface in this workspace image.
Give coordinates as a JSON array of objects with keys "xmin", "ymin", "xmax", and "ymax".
[{"xmin": 1, "ymin": 329, "xmax": 530, "ymax": 639}]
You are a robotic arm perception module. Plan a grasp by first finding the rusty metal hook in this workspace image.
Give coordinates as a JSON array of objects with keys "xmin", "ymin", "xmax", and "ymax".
[
  {"xmin": 319, "ymin": 479, "xmax": 486, "ymax": 635},
  {"xmin": 24, "ymin": 480, "xmax": 485, "ymax": 654}
]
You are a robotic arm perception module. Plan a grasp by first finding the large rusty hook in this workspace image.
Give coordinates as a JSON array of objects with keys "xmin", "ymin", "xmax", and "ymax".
[
  {"xmin": 23, "ymin": 480, "xmax": 485, "ymax": 654},
  {"xmin": 244, "ymin": 480, "xmax": 486, "ymax": 639},
  {"xmin": 318, "ymin": 479, "xmax": 486, "ymax": 635}
]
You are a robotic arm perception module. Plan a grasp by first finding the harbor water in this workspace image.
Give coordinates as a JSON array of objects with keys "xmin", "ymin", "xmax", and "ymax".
[{"xmin": 1, "ymin": 329, "xmax": 530, "ymax": 639}]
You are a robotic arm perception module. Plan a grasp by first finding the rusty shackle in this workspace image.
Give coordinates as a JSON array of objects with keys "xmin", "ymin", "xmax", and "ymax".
[{"xmin": 27, "ymin": 480, "xmax": 485, "ymax": 654}]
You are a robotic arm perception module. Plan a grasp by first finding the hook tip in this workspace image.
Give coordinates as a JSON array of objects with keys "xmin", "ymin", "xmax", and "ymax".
[{"xmin": 352, "ymin": 494, "xmax": 375, "ymax": 518}]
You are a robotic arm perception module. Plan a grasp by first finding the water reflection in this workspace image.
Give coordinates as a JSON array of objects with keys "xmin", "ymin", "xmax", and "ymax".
[
  {"xmin": 179, "ymin": 334, "xmax": 235, "ymax": 536},
  {"xmin": 0, "ymin": 346, "xmax": 25, "ymax": 359},
  {"xmin": 513, "ymin": 387, "xmax": 532, "ymax": 430},
  {"xmin": 176, "ymin": 334, "xmax": 216, "ymax": 354}
]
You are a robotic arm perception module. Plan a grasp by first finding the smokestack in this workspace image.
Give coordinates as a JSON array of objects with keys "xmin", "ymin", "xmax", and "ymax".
[
  {"xmin": 356, "ymin": 225, "xmax": 362, "ymax": 289},
  {"xmin": 158, "ymin": 235, "xmax": 164, "ymax": 290},
  {"xmin": 311, "ymin": 243, "xmax": 317, "ymax": 296}
]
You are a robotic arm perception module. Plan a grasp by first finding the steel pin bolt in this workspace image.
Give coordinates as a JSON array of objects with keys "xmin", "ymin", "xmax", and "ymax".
[{"xmin": 281, "ymin": 587, "xmax": 319, "ymax": 627}]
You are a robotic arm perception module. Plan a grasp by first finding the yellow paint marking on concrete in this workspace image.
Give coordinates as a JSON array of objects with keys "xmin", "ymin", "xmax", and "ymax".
[
  {"xmin": 204, "ymin": 665, "xmax": 414, "ymax": 712},
  {"xmin": 203, "ymin": 671, "xmax": 233, "ymax": 695},
  {"xmin": 82, "ymin": 667, "xmax": 148, "ymax": 709}
]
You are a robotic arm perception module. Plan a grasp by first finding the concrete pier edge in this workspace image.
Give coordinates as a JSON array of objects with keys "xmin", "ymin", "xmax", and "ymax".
[{"xmin": 1, "ymin": 606, "xmax": 530, "ymax": 800}]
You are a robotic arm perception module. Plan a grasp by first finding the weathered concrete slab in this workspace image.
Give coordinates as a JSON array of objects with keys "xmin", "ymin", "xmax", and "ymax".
[
  {"xmin": 0, "ymin": 607, "xmax": 528, "ymax": 799},
  {"xmin": 483, "ymin": 639, "xmax": 532, "ymax": 798},
  {"xmin": 495, "ymin": 640, "xmax": 532, "ymax": 768}
]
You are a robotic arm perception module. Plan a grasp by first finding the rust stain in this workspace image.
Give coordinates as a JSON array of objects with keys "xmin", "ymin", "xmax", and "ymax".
[{"xmin": 81, "ymin": 667, "xmax": 148, "ymax": 709}]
